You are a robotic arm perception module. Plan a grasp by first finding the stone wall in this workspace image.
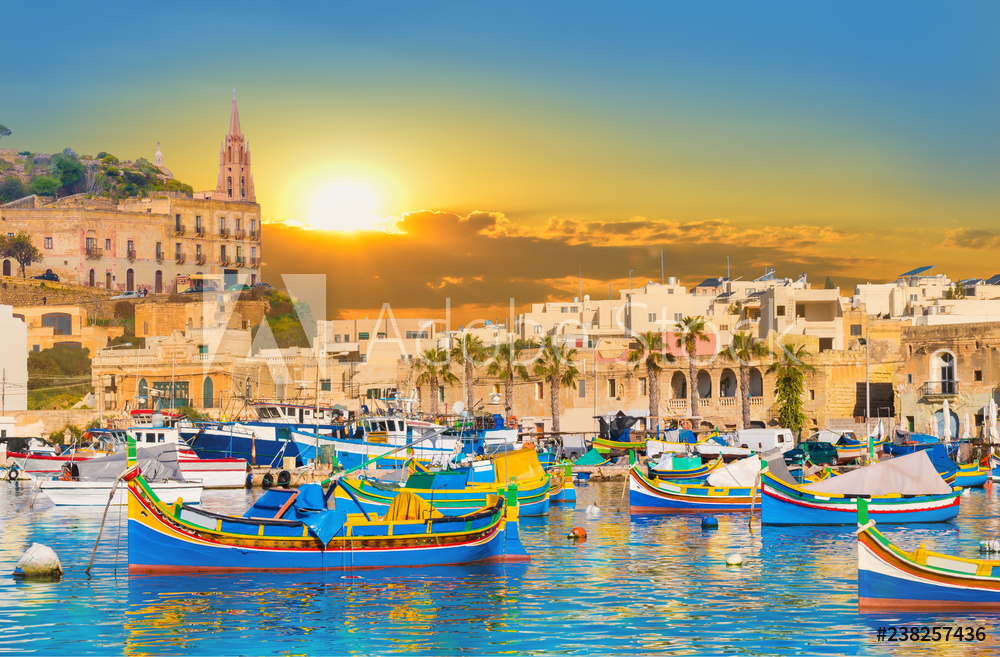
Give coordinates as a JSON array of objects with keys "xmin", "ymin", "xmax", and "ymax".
[
  {"xmin": 0, "ymin": 276, "xmax": 112, "ymax": 307},
  {"xmin": 7, "ymin": 409, "xmax": 99, "ymax": 439}
]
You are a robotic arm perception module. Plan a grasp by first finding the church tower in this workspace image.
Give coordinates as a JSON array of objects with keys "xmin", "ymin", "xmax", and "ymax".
[
  {"xmin": 213, "ymin": 89, "xmax": 256, "ymax": 202},
  {"xmin": 154, "ymin": 142, "xmax": 163, "ymax": 167}
]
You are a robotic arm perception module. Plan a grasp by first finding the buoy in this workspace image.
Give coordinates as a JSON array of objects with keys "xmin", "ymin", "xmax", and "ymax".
[
  {"xmin": 585, "ymin": 504, "xmax": 600, "ymax": 517},
  {"xmin": 725, "ymin": 553, "xmax": 744, "ymax": 566},
  {"xmin": 701, "ymin": 517, "xmax": 718, "ymax": 530},
  {"xmin": 568, "ymin": 527, "xmax": 587, "ymax": 540},
  {"xmin": 13, "ymin": 543, "xmax": 63, "ymax": 579}
]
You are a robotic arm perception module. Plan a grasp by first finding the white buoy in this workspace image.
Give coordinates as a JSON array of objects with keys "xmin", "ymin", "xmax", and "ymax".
[
  {"xmin": 585, "ymin": 504, "xmax": 601, "ymax": 517},
  {"xmin": 13, "ymin": 543, "xmax": 63, "ymax": 578},
  {"xmin": 726, "ymin": 553, "xmax": 744, "ymax": 566}
]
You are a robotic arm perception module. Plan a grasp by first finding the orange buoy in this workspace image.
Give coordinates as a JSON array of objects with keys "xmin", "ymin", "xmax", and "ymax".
[{"xmin": 568, "ymin": 527, "xmax": 587, "ymax": 540}]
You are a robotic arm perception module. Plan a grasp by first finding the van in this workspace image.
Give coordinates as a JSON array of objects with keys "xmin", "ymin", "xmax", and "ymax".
[
  {"xmin": 734, "ymin": 428, "xmax": 795, "ymax": 453},
  {"xmin": 807, "ymin": 429, "xmax": 857, "ymax": 445}
]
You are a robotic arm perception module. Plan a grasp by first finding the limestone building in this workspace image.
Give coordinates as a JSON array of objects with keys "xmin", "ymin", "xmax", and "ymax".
[{"xmin": 0, "ymin": 95, "xmax": 262, "ymax": 292}]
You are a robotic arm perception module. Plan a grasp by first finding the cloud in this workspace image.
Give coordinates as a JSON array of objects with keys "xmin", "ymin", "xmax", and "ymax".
[{"xmin": 943, "ymin": 228, "xmax": 1000, "ymax": 250}]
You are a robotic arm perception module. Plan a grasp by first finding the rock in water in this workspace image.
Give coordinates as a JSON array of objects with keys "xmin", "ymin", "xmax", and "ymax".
[
  {"xmin": 725, "ymin": 553, "xmax": 744, "ymax": 567},
  {"xmin": 13, "ymin": 543, "xmax": 63, "ymax": 579}
]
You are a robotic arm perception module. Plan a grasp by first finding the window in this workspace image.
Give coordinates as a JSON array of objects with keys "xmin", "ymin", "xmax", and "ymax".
[
  {"xmin": 720, "ymin": 325, "xmax": 729, "ymax": 331},
  {"xmin": 535, "ymin": 382, "xmax": 544, "ymax": 399},
  {"xmin": 906, "ymin": 416, "xmax": 915, "ymax": 432},
  {"xmin": 358, "ymin": 332, "xmax": 370, "ymax": 340},
  {"xmin": 155, "ymin": 242, "xmax": 162, "ymax": 258},
  {"xmin": 334, "ymin": 334, "xmax": 342, "ymax": 343},
  {"xmin": 105, "ymin": 239, "xmax": 111, "ymax": 250},
  {"xmin": 850, "ymin": 324, "xmax": 862, "ymax": 336},
  {"xmin": 776, "ymin": 305, "xmax": 785, "ymax": 317},
  {"xmin": 668, "ymin": 289, "xmax": 674, "ymax": 295},
  {"xmin": 906, "ymin": 374, "xmax": 913, "ymax": 384},
  {"xmin": 250, "ymin": 246, "xmax": 256, "ymax": 261},
  {"xmin": 974, "ymin": 370, "xmax": 983, "ymax": 382},
  {"xmin": 321, "ymin": 379, "xmax": 331, "ymax": 392},
  {"xmin": 236, "ymin": 246, "xmax": 242, "ymax": 262},
  {"xmin": 818, "ymin": 338, "xmax": 833, "ymax": 352},
  {"xmin": 608, "ymin": 378, "xmax": 616, "ymax": 398},
  {"xmin": 220, "ymin": 217, "xmax": 226, "ymax": 233},
  {"xmin": 175, "ymin": 243, "xmax": 182, "ymax": 258},
  {"xmin": 909, "ymin": 294, "xmax": 918, "ymax": 303},
  {"xmin": 648, "ymin": 313, "xmax": 656, "ymax": 322},
  {"xmin": 127, "ymin": 239, "xmax": 134, "ymax": 252},
  {"xmin": 195, "ymin": 244, "xmax": 201, "ymax": 259},
  {"xmin": 639, "ymin": 377, "xmax": 647, "ymax": 396},
  {"xmin": 796, "ymin": 305, "xmax": 806, "ymax": 318},
  {"xmin": 673, "ymin": 313, "xmax": 683, "ymax": 322},
  {"xmin": 343, "ymin": 334, "xmax": 350, "ymax": 342},
  {"xmin": 195, "ymin": 216, "xmax": 202, "ymax": 232},
  {"xmin": 492, "ymin": 384, "xmax": 501, "ymax": 394},
  {"xmin": 534, "ymin": 325, "xmax": 542, "ymax": 334},
  {"xmin": 44, "ymin": 237, "xmax": 52, "ymax": 249},
  {"xmin": 175, "ymin": 214, "xmax": 181, "ymax": 229},
  {"xmin": 405, "ymin": 331, "xmax": 429, "ymax": 339},
  {"xmin": 570, "ymin": 306, "xmax": 578, "ymax": 313},
  {"xmin": 438, "ymin": 386, "xmax": 445, "ymax": 402},
  {"xmin": 251, "ymin": 219, "xmax": 256, "ymax": 235},
  {"xmin": 579, "ymin": 380, "xmax": 586, "ymax": 398},
  {"xmin": 220, "ymin": 245, "xmax": 226, "ymax": 261},
  {"xmin": 376, "ymin": 332, "xmax": 386, "ymax": 339},
  {"xmin": 809, "ymin": 390, "xmax": 815, "ymax": 400}
]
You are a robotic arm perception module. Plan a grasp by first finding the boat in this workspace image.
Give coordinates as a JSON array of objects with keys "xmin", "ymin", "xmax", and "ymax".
[
  {"xmin": 629, "ymin": 456, "xmax": 760, "ymax": 513},
  {"xmin": 856, "ymin": 500, "xmax": 1000, "ymax": 610},
  {"xmin": 547, "ymin": 463, "xmax": 576, "ymax": 503},
  {"xmin": 647, "ymin": 454, "xmax": 722, "ymax": 480},
  {"xmin": 882, "ymin": 430, "xmax": 939, "ymax": 457},
  {"xmin": 760, "ymin": 450, "xmax": 961, "ymax": 526},
  {"xmin": 334, "ymin": 447, "xmax": 552, "ymax": 517},
  {"xmin": 125, "ymin": 441, "xmax": 529, "ymax": 572},
  {"xmin": 38, "ymin": 444, "xmax": 203, "ymax": 506},
  {"xmin": 953, "ymin": 459, "xmax": 990, "ymax": 488}
]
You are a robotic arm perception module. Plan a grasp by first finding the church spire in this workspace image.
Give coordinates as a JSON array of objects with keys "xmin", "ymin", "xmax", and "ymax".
[
  {"xmin": 213, "ymin": 90, "xmax": 255, "ymax": 203},
  {"xmin": 229, "ymin": 87, "xmax": 241, "ymax": 135}
]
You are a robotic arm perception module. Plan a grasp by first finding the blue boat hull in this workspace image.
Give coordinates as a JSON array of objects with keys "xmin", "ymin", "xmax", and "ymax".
[
  {"xmin": 185, "ymin": 427, "xmax": 302, "ymax": 466},
  {"xmin": 859, "ymin": 568, "xmax": 1000, "ymax": 607}
]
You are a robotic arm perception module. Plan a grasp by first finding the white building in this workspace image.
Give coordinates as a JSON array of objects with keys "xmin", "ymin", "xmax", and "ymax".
[{"xmin": 0, "ymin": 304, "xmax": 29, "ymax": 418}]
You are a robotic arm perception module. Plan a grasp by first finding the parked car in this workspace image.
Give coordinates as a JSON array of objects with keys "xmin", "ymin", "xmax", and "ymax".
[
  {"xmin": 251, "ymin": 282, "xmax": 272, "ymax": 289},
  {"xmin": 783, "ymin": 441, "xmax": 839, "ymax": 466},
  {"xmin": 110, "ymin": 291, "xmax": 140, "ymax": 300},
  {"xmin": 32, "ymin": 270, "xmax": 59, "ymax": 282},
  {"xmin": 225, "ymin": 283, "xmax": 251, "ymax": 292}
]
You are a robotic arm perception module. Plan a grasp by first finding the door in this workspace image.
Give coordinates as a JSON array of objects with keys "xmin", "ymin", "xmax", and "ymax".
[
  {"xmin": 154, "ymin": 270, "xmax": 163, "ymax": 294},
  {"xmin": 126, "ymin": 268, "xmax": 134, "ymax": 291},
  {"xmin": 89, "ymin": 269, "xmax": 95, "ymax": 287},
  {"xmin": 2, "ymin": 260, "xmax": 9, "ymax": 276},
  {"xmin": 106, "ymin": 272, "xmax": 112, "ymax": 289}
]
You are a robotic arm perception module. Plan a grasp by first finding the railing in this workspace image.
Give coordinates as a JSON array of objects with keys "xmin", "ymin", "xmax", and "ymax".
[
  {"xmin": 920, "ymin": 381, "xmax": 958, "ymax": 396},
  {"xmin": 667, "ymin": 399, "xmax": 688, "ymax": 410},
  {"xmin": 235, "ymin": 256, "xmax": 246, "ymax": 267},
  {"xmin": 719, "ymin": 397, "xmax": 738, "ymax": 407},
  {"xmin": 219, "ymin": 228, "xmax": 230, "ymax": 238},
  {"xmin": 219, "ymin": 257, "xmax": 231, "ymax": 266},
  {"xmin": 195, "ymin": 255, "xmax": 206, "ymax": 265},
  {"xmin": 249, "ymin": 230, "xmax": 259, "ymax": 240},
  {"xmin": 248, "ymin": 257, "xmax": 259, "ymax": 267},
  {"xmin": 234, "ymin": 228, "xmax": 245, "ymax": 240},
  {"xmin": 748, "ymin": 397, "xmax": 764, "ymax": 406},
  {"xmin": 85, "ymin": 246, "xmax": 102, "ymax": 259},
  {"xmin": 175, "ymin": 253, "xmax": 186, "ymax": 264},
  {"xmin": 155, "ymin": 252, "xmax": 164, "ymax": 263},
  {"xmin": 126, "ymin": 249, "xmax": 136, "ymax": 261},
  {"xmin": 173, "ymin": 225, "xmax": 186, "ymax": 236},
  {"xmin": 195, "ymin": 226, "xmax": 206, "ymax": 236}
]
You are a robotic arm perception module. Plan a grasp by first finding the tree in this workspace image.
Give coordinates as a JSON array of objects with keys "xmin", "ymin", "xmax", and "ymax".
[
  {"xmin": 52, "ymin": 152, "xmax": 85, "ymax": 195},
  {"xmin": 721, "ymin": 332, "xmax": 771, "ymax": 429},
  {"xmin": 485, "ymin": 339, "xmax": 536, "ymax": 417},
  {"xmin": 675, "ymin": 316, "xmax": 711, "ymax": 417},
  {"xmin": 450, "ymin": 334, "xmax": 490, "ymax": 411},
  {"xmin": 3, "ymin": 231, "xmax": 42, "ymax": 277},
  {"xmin": 766, "ymin": 343, "xmax": 816, "ymax": 438},
  {"xmin": 412, "ymin": 348, "xmax": 458, "ymax": 415},
  {"xmin": 532, "ymin": 337, "xmax": 579, "ymax": 433},
  {"xmin": 0, "ymin": 176, "xmax": 28, "ymax": 203},
  {"xmin": 0, "ymin": 124, "xmax": 10, "ymax": 142},
  {"xmin": 627, "ymin": 330, "xmax": 674, "ymax": 424},
  {"xmin": 824, "ymin": 276, "xmax": 836, "ymax": 290},
  {"xmin": 29, "ymin": 175, "xmax": 59, "ymax": 197},
  {"xmin": 944, "ymin": 283, "xmax": 965, "ymax": 300}
]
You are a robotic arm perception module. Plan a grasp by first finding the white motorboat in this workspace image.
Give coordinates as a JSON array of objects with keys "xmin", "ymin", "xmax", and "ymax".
[{"xmin": 39, "ymin": 479, "xmax": 203, "ymax": 506}]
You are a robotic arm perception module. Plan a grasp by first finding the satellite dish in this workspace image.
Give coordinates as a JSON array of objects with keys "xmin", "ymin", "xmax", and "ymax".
[{"xmin": 452, "ymin": 401, "xmax": 465, "ymax": 415}]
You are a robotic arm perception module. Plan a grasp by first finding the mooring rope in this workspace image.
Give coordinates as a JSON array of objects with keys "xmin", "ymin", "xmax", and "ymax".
[{"xmin": 86, "ymin": 463, "xmax": 138, "ymax": 577}]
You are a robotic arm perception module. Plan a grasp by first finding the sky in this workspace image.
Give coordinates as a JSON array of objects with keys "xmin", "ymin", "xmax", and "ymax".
[{"xmin": 4, "ymin": 1, "xmax": 1000, "ymax": 324}]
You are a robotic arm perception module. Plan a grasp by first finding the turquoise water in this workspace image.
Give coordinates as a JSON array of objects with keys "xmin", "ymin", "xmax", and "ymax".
[{"xmin": 2, "ymin": 480, "xmax": 999, "ymax": 655}]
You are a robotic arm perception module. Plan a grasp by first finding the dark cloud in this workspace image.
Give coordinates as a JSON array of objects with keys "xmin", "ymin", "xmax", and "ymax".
[{"xmin": 943, "ymin": 228, "xmax": 1000, "ymax": 250}]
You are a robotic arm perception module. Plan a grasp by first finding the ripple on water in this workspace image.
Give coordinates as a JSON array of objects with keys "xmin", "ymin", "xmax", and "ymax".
[{"xmin": 2, "ymin": 482, "xmax": 1000, "ymax": 654}]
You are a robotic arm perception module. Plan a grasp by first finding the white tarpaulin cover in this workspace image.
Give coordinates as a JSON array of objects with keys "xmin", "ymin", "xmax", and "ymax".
[
  {"xmin": 707, "ymin": 455, "xmax": 761, "ymax": 488},
  {"xmin": 802, "ymin": 450, "xmax": 952, "ymax": 496}
]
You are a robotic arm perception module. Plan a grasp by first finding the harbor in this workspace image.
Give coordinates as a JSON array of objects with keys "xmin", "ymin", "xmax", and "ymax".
[{"xmin": 2, "ymin": 476, "xmax": 999, "ymax": 654}]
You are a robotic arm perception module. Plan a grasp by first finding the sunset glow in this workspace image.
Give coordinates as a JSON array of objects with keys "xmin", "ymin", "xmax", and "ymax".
[{"xmin": 306, "ymin": 181, "xmax": 384, "ymax": 232}]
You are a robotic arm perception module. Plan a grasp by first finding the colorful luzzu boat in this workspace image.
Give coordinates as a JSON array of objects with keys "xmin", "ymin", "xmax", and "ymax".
[
  {"xmin": 856, "ymin": 499, "xmax": 1000, "ymax": 610},
  {"xmin": 335, "ymin": 447, "xmax": 551, "ymax": 517},
  {"xmin": 126, "ymin": 438, "xmax": 529, "ymax": 573},
  {"xmin": 547, "ymin": 463, "xmax": 577, "ymax": 503},
  {"xmin": 647, "ymin": 455, "xmax": 723, "ymax": 481},
  {"xmin": 629, "ymin": 456, "xmax": 760, "ymax": 513},
  {"xmin": 953, "ymin": 458, "xmax": 990, "ymax": 488},
  {"xmin": 761, "ymin": 450, "xmax": 961, "ymax": 526}
]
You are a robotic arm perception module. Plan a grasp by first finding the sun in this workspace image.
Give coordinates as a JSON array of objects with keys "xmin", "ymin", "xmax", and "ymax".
[{"xmin": 307, "ymin": 180, "xmax": 384, "ymax": 232}]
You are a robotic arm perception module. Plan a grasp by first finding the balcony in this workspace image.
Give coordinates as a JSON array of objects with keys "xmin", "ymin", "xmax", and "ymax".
[
  {"xmin": 219, "ymin": 228, "xmax": 230, "ymax": 239},
  {"xmin": 126, "ymin": 249, "xmax": 136, "ymax": 261},
  {"xmin": 248, "ymin": 257, "xmax": 259, "ymax": 268},
  {"xmin": 155, "ymin": 252, "xmax": 164, "ymax": 263},
  {"xmin": 234, "ymin": 228, "xmax": 245, "ymax": 240},
  {"xmin": 919, "ymin": 381, "xmax": 958, "ymax": 397},
  {"xmin": 85, "ymin": 246, "xmax": 103, "ymax": 259},
  {"xmin": 195, "ymin": 226, "xmax": 206, "ymax": 237},
  {"xmin": 235, "ymin": 256, "xmax": 246, "ymax": 267},
  {"xmin": 219, "ymin": 257, "xmax": 231, "ymax": 266},
  {"xmin": 175, "ymin": 253, "xmax": 186, "ymax": 264},
  {"xmin": 173, "ymin": 225, "xmax": 186, "ymax": 236},
  {"xmin": 195, "ymin": 255, "xmax": 206, "ymax": 266},
  {"xmin": 249, "ymin": 230, "xmax": 259, "ymax": 240}
]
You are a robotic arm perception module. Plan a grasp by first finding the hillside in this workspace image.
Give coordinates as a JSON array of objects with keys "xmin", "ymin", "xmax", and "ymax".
[{"xmin": 0, "ymin": 147, "xmax": 194, "ymax": 204}]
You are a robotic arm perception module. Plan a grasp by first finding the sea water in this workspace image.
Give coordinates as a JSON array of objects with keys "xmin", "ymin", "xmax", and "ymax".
[{"xmin": 1, "ymin": 480, "xmax": 998, "ymax": 655}]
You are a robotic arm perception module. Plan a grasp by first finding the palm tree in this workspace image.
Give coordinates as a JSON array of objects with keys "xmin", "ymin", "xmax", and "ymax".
[
  {"xmin": 675, "ymin": 316, "xmax": 711, "ymax": 417},
  {"xmin": 450, "ymin": 334, "xmax": 490, "ymax": 412},
  {"xmin": 411, "ymin": 348, "xmax": 458, "ymax": 415},
  {"xmin": 721, "ymin": 332, "xmax": 771, "ymax": 429},
  {"xmin": 627, "ymin": 330, "xmax": 675, "ymax": 424},
  {"xmin": 485, "ymin": 338, "xmax": 536, "ymax": 417},
  {"xmin": 766, "ymin": 343, "xmax": 817, "ymax": 438},
  {"xmin": 532, "ymin": 337, "xmax": 580, "ymax": 434}
]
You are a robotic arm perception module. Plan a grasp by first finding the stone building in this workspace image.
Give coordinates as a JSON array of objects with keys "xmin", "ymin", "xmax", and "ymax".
[
  {"xmin": 0, "ymin": 95, "xmax": 262, "ymax": 292},
  {"xmin": 0, "ymin": 304, "xmax": 29, "ymax": 414},
  {"xmin": 13, "ymin": 304, "xmax": 124, "ymax": 355}
]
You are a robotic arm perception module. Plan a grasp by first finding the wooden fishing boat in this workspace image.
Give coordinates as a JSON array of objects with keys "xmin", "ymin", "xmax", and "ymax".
[
  {"xmin": 335, "ymin": 447, "xmax": 552, "ymax": 517},
  {"xmin": 629, "ymin": 465, "xmax": 754, "ymax": 513},
  {"xmin": 548, "ymin": 463, "xmax": 576, "ymax": 503},
  {"xmin": 953, "ymin": 458, "xmax": 990, "ymax": 488},
  {"xmin": 126, "ymin": 445, "xmax": 529, "ymax": 573},
  {"xmin": 761, "ymin": 450, "xmax": 961, "ymax": 526},
  {"xmin": 647, "ymin": 456, "xmax": 722, "ymax": 480},
  {"xmin": 592, "ymin": 436, "xmax": 645, "ymax": 452},
  {"xmin": 857, "ymin": 500, "xmax": 1000, "ymax": 609}
]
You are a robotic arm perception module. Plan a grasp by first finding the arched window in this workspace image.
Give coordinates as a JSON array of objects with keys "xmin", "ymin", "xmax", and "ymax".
[
  {"xmin": 2, "ymin": 260, "xmax": 10, "ymax": 276},
  {"xmin": 105, "ymin": 271, "xmax": 112, "ymax": 289},
  {"xmin": 697, "ymin": 370, "xmax": 712, "ymax": 398},
  {"xmin": 670, "ymin": 371, "xmax": 687, "ymax": 400},
  {"xmin": 275, "ymin": 375, "xmax": 285, "ymax": 400},
  {"xmin": 933, "ymin": 351, "xmax": 956, "ymax": 394},
  {"xmin": 240, "ymin": 176, "xmax": 245, "ymax": 198},
  {"xmin": 89, "ymin": 269, "xmax": 95, "ymax": 287},
  {"xmin": 719, "ymin": 369, "xmax": 737, "ymax": 398},
  {"xmin": 749, "ymin": 368, "xmax": 764, "ymax": 397},
  {"xmin": 138, "ymin": 378, "xmax": 148, "ymax": 403},
  {"xmin": 227, "ymin": 176, "xmax": 233, "ymax": 198},
  {"xmin": 126, "ymin": 268, "xmax": 134, "ymax": 291},
  {"xmin": 203, "ymin": 376, "xmax": 214, "ymax": 408},
  {"xmin": 154, "ymin": 270, "xmax": 163, "ymax": 294}
]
